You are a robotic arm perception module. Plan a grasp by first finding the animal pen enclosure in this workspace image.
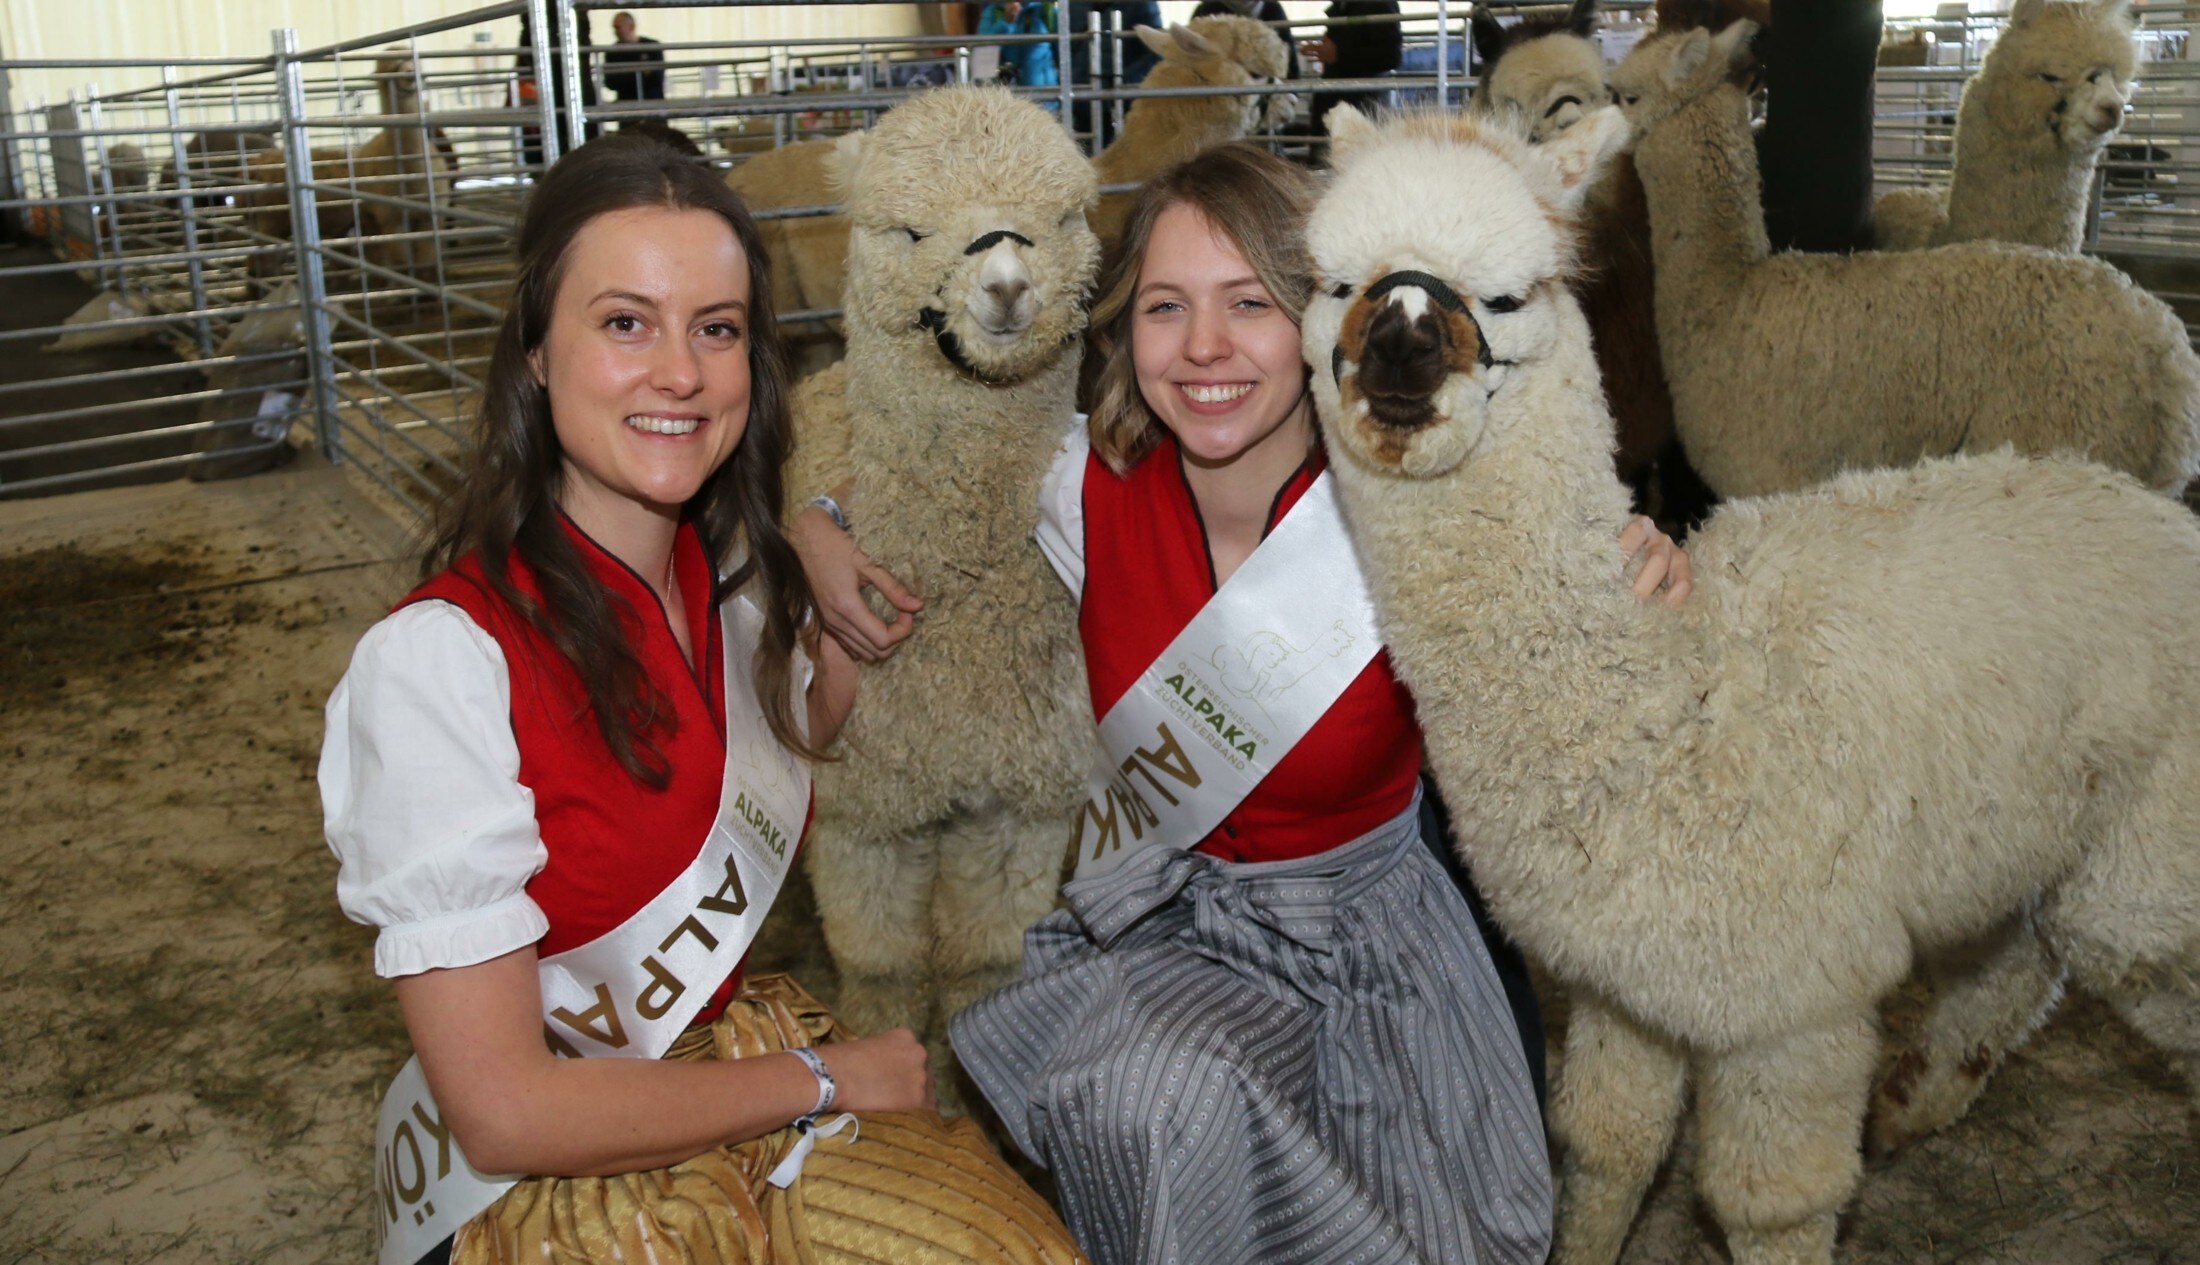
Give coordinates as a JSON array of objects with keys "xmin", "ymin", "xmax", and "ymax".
[{"xmin": 3, "ymin": 3, "xmax": 2199, "ymax": 1263}]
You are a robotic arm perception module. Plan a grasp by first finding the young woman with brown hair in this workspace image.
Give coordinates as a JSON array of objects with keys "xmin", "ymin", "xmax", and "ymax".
[{"xmin": 322, "ymin": 133, "xmax": 1082, "ymax": 1265}]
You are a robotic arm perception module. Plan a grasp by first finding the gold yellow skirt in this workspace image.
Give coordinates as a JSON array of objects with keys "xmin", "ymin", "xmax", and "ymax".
[{"xmin": 450, "ymin": 973, "xmax": 1086, "ymax": 1265}]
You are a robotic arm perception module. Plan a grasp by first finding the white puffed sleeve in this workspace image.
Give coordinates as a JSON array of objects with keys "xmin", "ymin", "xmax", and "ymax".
[
  {"xmin": 1033, "ymin": 418, "xmax": 1090, "ymax": 599},
  {"xmin": 321, "ymin": 600, "xmax": 551, "ymax": 979}
]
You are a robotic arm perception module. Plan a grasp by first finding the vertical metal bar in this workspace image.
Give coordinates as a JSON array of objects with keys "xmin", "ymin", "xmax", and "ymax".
[
  {"xmin": 278, "ymin": 28, "xmax": 340, "ymax": 463},
  {"xmin": 1108, "ymin": 9, "xmax": 1126, "ymax": 140},
  {"xmin": 955, "ymin": 43, "xmax": 971, "ymax": 87},
  {"xmin": 0, "ymin": 26, "xmax": 24, "ymax": 240},
  {"xmin": 1435, "ymin": 0, "xmax": 1451, "ymax": 112},
  {"xmin": 1059, "ymin": 5, "xmax": 1075, "ymax": 123},
  {"xmin": 527, "ymin": 0, "xmax": 560, "ymax": 168},
  {"xmin": 162, "ymin": 64, "xmax": 215, "ymax": 357},
  {"xmin": 557, "ymin": 0, "xmax": 586, "ymax": 159},
  {"xmin": 772, "ymin": 50, "xmax": 788, "ymax": 146},
  {"xmin": 86, "ymin": 90, "xmax": 128, "ymax": 296},
  {"xmin": 1086, "ymin": 9, "xmax": 1103, "ymax": 152},
  {"xmin": 860, "ymin": 42, "xmax": 875, "ymax": 128}
]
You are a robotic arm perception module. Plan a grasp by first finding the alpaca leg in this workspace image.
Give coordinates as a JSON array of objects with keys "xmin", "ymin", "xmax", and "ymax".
[
  {"xmin": 2050, "ymin": 749, "xmax": 2200, "ymax": 1106},
  {"xmin": 1865, "ymin": 911, "xmax": 2065, "ymax": 1158},
  {"xmin": 805, "ymin": 822, "xmax": 939, "ymax": 1041},
  {"xmin": 1550, "ymin": 994, "xmax": 1688, "ymax": 1265},
  {"xmin": 930, "ymin": 808, "xmax": 1067, "ymax": 1114},
  {"xmin": 1694, "ymin": 1012, "xmax": 1879, "ymax": 1265}
]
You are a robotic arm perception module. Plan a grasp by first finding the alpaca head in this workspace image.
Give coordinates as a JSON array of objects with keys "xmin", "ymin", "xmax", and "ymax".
[
  {"xmin": 1471, "ymin": 0, "xmax": 1611, "ymax": 143},
  {"xmin": 1977, "ymin": 0, "xmax": 2138, "ymax": 153},
  {"xmin": 372, "ymin": 54, "xmax": 422, "ymax": 114},
  {"xmin": 831, "ymin": 87, "xmax": 1099, "ymax": 385},
  {"xmin": 1301, "ymin": 105, "xmax": 1624, "ymax": 477},
  {"xmin": 1135, "ymin": 17, "xmax": 1301, "ymax": 135},
  {"xmin": 1607, "ymin": 18, "xmax": 1756, "ymax": 137}
]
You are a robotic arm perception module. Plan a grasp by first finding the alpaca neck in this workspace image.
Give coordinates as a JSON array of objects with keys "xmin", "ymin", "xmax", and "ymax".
[
  {"xmin": 1093, "ymin": 74, "xmax": 1243, "ymax": 183},
  {"xmin": 1634, "ymin": 83, "xmax": 1767, "ymax": 323},
  {"xmin": 1332, "ymin": 324, "xmax": 1692, "ymax": 802},
  {"xmin": 843, "ymin": 333, "xmax": 1079, "ymax": 586},
  {"xmin": 1944, "ymin": 93, "xmax": 2096, "ymax": 250}
]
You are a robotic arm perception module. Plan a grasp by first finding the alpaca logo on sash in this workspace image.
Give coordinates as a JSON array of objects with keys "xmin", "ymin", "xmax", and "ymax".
[
  {"xmin": 1209, "ymin": 620, "xmax": 1360, "ymax": 728},
  {"xmin": 729, "ymin": 735, "xmax": 801, "ymax": 858}
]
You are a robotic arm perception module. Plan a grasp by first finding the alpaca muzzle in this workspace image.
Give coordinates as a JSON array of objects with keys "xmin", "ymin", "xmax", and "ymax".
[{"xmin": 1350, "ymin": 271, "xmax": 1492, "ymax": 431}]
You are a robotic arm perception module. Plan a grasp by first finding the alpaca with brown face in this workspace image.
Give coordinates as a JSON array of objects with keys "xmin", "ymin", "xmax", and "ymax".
[{"xmin": 1302, "ymin": 100, "xmax": 2200, "ymax": 1265}]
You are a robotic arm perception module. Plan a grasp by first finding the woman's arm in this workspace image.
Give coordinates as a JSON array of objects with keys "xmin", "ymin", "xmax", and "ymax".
[
  {"xmin": 790, "ymin": 480, "xmax": 923, "ymax": 662},
  {"xmin": 805, "ymin": 625, "xmax": 860, "ymax": 748},
  {"xmin": 396, "ymin": 947, "xmax": 932, "ymax": 1178}
]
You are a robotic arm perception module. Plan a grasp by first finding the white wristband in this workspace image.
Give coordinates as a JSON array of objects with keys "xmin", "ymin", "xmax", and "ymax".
[
  {"xmin": 806, "ymin": 494, "xmax": 849, "ymax": 532},
  {"xmin": 789, "ymin": 1046, "xmax": 836, "ymax": 1122}
]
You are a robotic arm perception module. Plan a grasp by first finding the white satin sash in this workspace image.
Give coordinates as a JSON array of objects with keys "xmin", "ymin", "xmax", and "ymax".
[
  {"xmin": 371, "ymin": 595, "xmax": 812, "ymax": 1265},
  {"xmin": 1071, "ymin": 471, "xmax": 1382, "ymax": 880}
]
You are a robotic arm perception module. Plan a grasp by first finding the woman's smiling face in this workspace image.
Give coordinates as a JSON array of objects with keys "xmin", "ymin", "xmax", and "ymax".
[
  {"xmin": 1130, "ymin": 202, "xmax": 1311, "ymax": 469},
  {"xmin": 533, "ymin": 205, "xmax": 753, "ymax": 533}
]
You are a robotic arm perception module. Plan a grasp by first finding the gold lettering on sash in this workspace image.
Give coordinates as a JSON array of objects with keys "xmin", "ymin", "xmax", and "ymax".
[
  {"xmin": 378, "ymin": 1132, "xmax": 399, "ymax": 1222},
  {"xmin": 391, "ymin": 1119, "xmax": 428, "ymax": 1203},
  {"xmin": 1124, "ymin": 722, "xmax": 1203, "ymax": 806},
  {"xmin": 549, "ymin": 982, "xmax": 631, "ymax": 1050},
  {"xmin": 659, "ymin": 914, "xmax": 719, "ymax": 954},
  {"xmin": 410, "ymin": 1100, "xmax": 453, "ymax": 1181},
  {"xmin": 698, "ymin": 853, "xmax": 748, "ymax": 917},
  {"xmin": 636, "ymin": 955, "xmax": 687, "ymax": 1021},
  {"xmin": 542, "ymin": 1025, "xmax": 582, "ymax": 1059}
]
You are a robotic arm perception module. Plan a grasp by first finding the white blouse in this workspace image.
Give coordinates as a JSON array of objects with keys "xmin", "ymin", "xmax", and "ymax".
[
  {"xmin": 1034, "ymin": 424, "xmax": 1090, "ymax": 598},
  {"xmin": 321, "ymin": 600, "xmax": 551, "ymax": 980}
]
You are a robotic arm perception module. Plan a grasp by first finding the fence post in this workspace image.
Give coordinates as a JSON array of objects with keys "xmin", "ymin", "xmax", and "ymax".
[
  {"xmin": 161, "ymin": 63, "xmax": 216, "ymax": 357},
  {"xmin": 1436, "ymin": 0, "xmax": 1452, "ymax": 112},
  {"xmin": 527, "ymin": 0, "xmax": 561, "ymax": 167},
  {"xmin": 557, "ymin": 0, "xmax": 586, "ymax": 162},
  {"xmin": 277, "ymin": 27, "xmax": 341, "ymax": 463}
]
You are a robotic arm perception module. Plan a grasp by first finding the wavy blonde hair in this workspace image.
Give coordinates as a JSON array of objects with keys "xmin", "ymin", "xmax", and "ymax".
[{"xmin": 1087, "ymin": 143, "xmax": 1321, "ymax": 472}]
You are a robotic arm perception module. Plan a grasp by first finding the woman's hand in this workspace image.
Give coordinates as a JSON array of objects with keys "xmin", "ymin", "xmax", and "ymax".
[
  {"xmin": 1618, "ymin": 515, "xmax": 1694, "ymax": 607},
  {"xmin": 790, "ymin": 493, "xmax": 924, "ymax": 663},
  {"xmin": 814, "ymin": 1028, "xmax": 935, "ymax": 1114}
]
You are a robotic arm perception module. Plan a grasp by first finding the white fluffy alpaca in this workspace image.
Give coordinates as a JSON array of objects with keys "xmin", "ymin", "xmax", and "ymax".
[
  {"xmin": 786, "ymin": 88, "xmax": 1100, "ymax": 1099},
  {"xmin": 1301, "ymin": 102, "xmax": 2200, "ymax": 1265},
  {"xmin": 1876, "ymin": 0, "xmax": 2140, "ymax": 253}
]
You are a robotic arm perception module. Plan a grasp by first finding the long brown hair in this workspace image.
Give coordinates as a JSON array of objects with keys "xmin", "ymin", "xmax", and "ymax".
[
  {"xmin": 1087, "ymin": 142, "xmax": 1320, "ymax": 471},
  {"xmin": 426, "ymin": 132, "xmax": 821, "ymax": 781}
]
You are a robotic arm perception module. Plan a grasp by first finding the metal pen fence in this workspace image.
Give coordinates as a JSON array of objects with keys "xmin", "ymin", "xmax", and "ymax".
[{"xmin": 10, "ymin": 0, "xmax": 2200, "ymax": 509}]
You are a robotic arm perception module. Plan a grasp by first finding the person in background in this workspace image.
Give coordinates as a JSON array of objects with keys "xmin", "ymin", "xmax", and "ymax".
[
  {"xmin": 602, "ymin": 10, "xmax": 668, "ymax": 103},
  {"xmin": 1301, "ymin": 0, "xmax": 1401, "ymax": 136},
  {"xmin": 980, "ymin": 3, "xmax": 1061, "ymax": 89},
  {"xmin": 516, "ymin": 6, "xmax": 597, "ymax": 165}
]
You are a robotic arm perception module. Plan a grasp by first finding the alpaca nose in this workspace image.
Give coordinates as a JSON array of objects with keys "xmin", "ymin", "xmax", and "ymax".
[
  {"xmin": 1360, "ymin": 299, "xmax": 1451, "ymax": 402},
  {"xmin": 985, "ymin": 273, "xmax": 1030, "ymax": 311}
]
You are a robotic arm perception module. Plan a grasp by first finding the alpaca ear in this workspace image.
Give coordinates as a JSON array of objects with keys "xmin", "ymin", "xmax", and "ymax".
[
  {"xmin": 2010, "ymin": 0, "xmax": 2048, "ymax": 27},
  {"xmin": 1570, "ymin": 0, "xmax": 1602, "ymax": 36},
  {"xmin": 1326, "ymin": 103, "xmax": 1381, "ymax": 162},
  {"xmin": 1711, "ymin": 17, "xmax": 1757, "ymax": 73},
  {"xmin": 1662, "ymin": 28, "xmax": 1712, "ymax": 89},
  {"xmin": 1472, "ymin": 11, "xmax": 1509, "ymax": 68},
  {"xmin": 2093, "ymin": 0, "xmax": 2137, "ymax": 28},
  {"xmin": 825, "ymin": 129, "xmax": 865, "ymax": 199},
  {"xmin": 1540, "ymin": 105, "xmax": 1628, "ymax": 210}
]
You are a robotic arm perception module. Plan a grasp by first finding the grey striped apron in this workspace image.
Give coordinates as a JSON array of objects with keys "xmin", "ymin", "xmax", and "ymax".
[{"xmin": 950, "ymin": 797, "xmax": 1553, "ymax": 1265}]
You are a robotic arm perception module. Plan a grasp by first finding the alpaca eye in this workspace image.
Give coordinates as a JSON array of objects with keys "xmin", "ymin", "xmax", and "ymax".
[
  {"xmin": 2039, "ymin": 73, "xmax": 2064, "ymax": 85},
  {"xmin": 1483, "ymin": 294, "xmax": 1525, "ymax": 313},
  {"xmin": 1330, "ymin": 282, "xmax": 1354, "ymax": 300},
  {"xmin": 903, "ymin": 227, "xmax": 930, "ymax": 243},
  {"xmin": 2086, "ymin": 69, "xmax": 2103, "ymax": 84},
  {"xmin": 1619, "ymin": 92, "xmax": 1639, "ymax": 107}
]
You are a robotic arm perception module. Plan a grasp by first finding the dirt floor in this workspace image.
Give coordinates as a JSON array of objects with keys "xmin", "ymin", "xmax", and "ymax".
[{"xmin": 0, "ymin": 460, "xmax": 2193, "ymax": 1262}]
